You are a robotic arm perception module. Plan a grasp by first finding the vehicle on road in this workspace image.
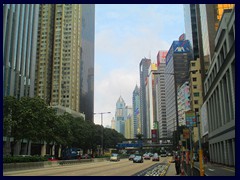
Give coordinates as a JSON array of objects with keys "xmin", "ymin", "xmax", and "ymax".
[
  {"xmin": 167, "ymin": 152, "xmax": 172, "ymax": 156},
  {"xmin": 160, "ymin": 151, "xmax": 167, "ymax": 157},
  {"xmin": 144, "ymin": 154, "xmax": 151, "ymax": 160},
  {"xmin": 110, "ymin": 153, "xmax": 120, "ymax": 162},
  {"xmin": 133, "ymin": 155, "xmax": 143, "ymax": 163},
  {"xmin": 152, "ymin": 153, "xmax": 160, "ymax": 161},
  {"xmin": 129, "ymin": 154, "xmax": 136, "ymax": 161}
]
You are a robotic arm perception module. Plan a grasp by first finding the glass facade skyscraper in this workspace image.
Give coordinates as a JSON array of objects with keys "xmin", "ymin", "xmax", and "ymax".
[
  {"xmin": 165, "ymin": 40, "xmax": 193, "ymax": 138},
  {"xmin": 139, "ymin": 58, "xmax": 151, "ymax": 137},
  {"xmin": 3, "ymin": 4, "xmax": 39, "ymax": 98}
]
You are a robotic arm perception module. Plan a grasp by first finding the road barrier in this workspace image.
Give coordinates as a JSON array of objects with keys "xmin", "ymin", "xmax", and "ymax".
[{"xmin": 3, "ymin": 158, "xmax": 109, "ymax": 172}]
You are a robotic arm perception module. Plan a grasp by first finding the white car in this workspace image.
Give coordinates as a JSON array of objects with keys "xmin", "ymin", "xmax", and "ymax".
[{"xmin": 110, "ymin": 153, "xmax": 120, "ymax": 161}]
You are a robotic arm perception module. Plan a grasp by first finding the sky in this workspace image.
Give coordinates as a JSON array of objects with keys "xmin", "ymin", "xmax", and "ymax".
[{"xmin": 94, "ymin": 4, "xmax": 185, "ymax": 127}]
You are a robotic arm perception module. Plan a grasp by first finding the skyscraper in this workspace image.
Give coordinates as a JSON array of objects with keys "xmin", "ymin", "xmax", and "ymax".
[
  {"xmin": 35, "ymin": 4, "xmax": 95, "ymax": 121},
  {"xmin": 155, "ymin": 51, "xmax": 168, "ymax": 140},
  {"xmin": 183, "ymin": 4, "xmax": 199, "ymax": 60},
  {"xmin": 197, "ymin": 4, "xmax": 234, "ymax": 77},
  {"xmin": 3, "ymin": 4, "xmax": 39, "ymax": 98},
  {"xmin": 139, "ymin": 58, "xmax": 151, "ymax": 138},
  {"xmin": 132, "ymin": 85, "xmax": 140, "ymax": 137},
  {"xmin": 165, "ymin": 40, "xmax": 193, "ymax": 138},
  {"xmin": 115, "ymin": 96, "xmax": 126, "ymax": 135}
]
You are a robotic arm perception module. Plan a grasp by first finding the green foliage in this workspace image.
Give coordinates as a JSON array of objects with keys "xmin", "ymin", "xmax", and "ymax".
[
  {"xmin": 3, "ymin": 155, "xmax": 47, "ymax": 163},
  {"xmin": 3, "ymin": 96, "xmax": 125, "ymax": 155}
]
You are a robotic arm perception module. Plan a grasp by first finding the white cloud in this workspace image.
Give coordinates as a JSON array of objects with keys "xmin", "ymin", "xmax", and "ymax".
[{"xmin": 94, "ymin": 4, "xmax": 184, "ymax": 127}]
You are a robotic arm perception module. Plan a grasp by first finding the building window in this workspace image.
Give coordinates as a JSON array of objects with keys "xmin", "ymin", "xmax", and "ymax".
[
  {"xmin": 193, "ymin": 85, "xmax": 197, "ymax": 89},
  {"xmin": 193, "ymin": 77, "xmax": 197, "ymax": 81},
  {"xmin": 192, "ymin": 62, "xmax": 196, "ymax": 67},
  {"xmin": 194, "ymin": 100, "xmax": 198, "ymax": 104},
  {"xmin": 194, "ymin": 92, "xmax": 199, "ymax": 97}
]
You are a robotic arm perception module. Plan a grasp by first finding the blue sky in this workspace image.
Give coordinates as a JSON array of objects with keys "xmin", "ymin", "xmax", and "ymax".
[{"xmin": 94, "ymin": 4, "xmax": 185, "ymax": 126}]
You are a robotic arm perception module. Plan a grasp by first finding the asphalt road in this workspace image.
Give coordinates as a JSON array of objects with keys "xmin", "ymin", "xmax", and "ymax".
[{"xmin": 4, "ymin": 157, "xmax": 171, "ymax": 176}]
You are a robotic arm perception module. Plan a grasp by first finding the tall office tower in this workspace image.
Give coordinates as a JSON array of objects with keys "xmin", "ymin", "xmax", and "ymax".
[
  {"xmin": 3, "ymin": 4, "xmax": 39, "ymax": 98},
  {"xmin": 155, "ymin": 51, "xmax": 168, "ymax": 140},
  {"xmin": 35, "ymin": 5, "xmax": 95, "ymax": 121},
  {"xmin": 183, "ymin": 4, "xmax": 199, "ymax": 60},
  {"xmin": 124, "ymin": 106, "xmax": 133, "ymax": 138},
  {"xmin": 111, "ymin": 117, "xmax": 116, "ymax": 130},
  {"xmin": 80, "ymin": 4, "xmax": 95, "ymax": 122},
  {"xmin": 177, "ymin": 81, "xmax": 191, "ymax": 126},
  {"xmin": 132, "ymin": 85, "xmax": 140, "ymax": 137},
  {"xmin": 146, "ymin": 63, "xmax": 158, "ymax": 139},
  {"xmin": 165, "ymin": 39, "xmax": 193, "ymax": 138},
  {"xmin": 203, "ymin": 8, "xmax": 235, "ymax": 167},
  {"xmin": 115, "ymin": 96, "xmax": 126, "ymax": 135},
  {"xmin": 139, "ymin": 58, "xmax": 151, "ymax": 138},
  {"xmin": 196, "ymin": 4, "xmax": 234, "ymax": 78}
]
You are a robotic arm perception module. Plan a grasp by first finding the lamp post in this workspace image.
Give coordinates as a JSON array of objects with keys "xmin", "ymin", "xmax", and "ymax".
[
  {"xmin": 94, "ymin": 112, "xmax": 111, "ymax": 156},
  {"xmin": 153, "ymin": 72, "xmax": 180, "ymax": 148},
  {"xmin": 196, "ymin": 112, "xmax": 204, "ymax": 176}
]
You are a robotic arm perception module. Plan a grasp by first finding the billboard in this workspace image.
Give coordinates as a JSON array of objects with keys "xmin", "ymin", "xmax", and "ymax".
[
  {"xmin": 166, "ymin": 40, "xmax": 192, "ymax": 65},
  {"xmin": 183, "ymin": 128, "xmax": 190, "ymax": 139},
  {"xmin": 157, "ymin": 50, "xmax": 168, "ymax": 66},
  {"xmin": 200, "ymin": 102, "xmax": 208, "ymax": 136},
  {"xmin": 151, "ymin": 129, "xmax": 158, "ymax": 142},
  {"xmin": 185, "ymin": 110, "xmax": 196, "ymax": 127}
]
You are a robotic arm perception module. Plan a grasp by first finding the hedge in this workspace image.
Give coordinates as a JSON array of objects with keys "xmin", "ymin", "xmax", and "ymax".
[{"xmin": 3, "ymin": 155, "xmax": 47, "ymax": 163}]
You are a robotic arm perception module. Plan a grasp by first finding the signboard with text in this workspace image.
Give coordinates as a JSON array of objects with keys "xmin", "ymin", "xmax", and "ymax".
[{"xmin": 185, "ymin": 110, "xmax": 196, "ymax": 127}]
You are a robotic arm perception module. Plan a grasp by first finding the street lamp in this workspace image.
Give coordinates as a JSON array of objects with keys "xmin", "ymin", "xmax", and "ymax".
[
  {"xmin": 153, "ymin": 72, "xmax": 180, "ymax": 148},
  {"xmin": 94, "ymin": 112, "xmax": 111, "ymax": 156}
]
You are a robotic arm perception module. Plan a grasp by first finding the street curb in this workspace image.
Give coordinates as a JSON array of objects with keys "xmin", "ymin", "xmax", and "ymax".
[{"xmin": 160, "ymin": 162, "xmax": 171, "ymax": 176}]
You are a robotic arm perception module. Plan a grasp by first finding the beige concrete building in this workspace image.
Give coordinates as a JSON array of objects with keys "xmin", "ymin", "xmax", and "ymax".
[
  {"xmin": 35, "ymin": 4, "xmax": 82, "ymax": 113},
  {"xmin": 189, "ymin": 58, "xmax": 204, "ymax": 143}
]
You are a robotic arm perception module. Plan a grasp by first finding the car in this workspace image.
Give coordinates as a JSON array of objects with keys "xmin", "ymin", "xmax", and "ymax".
[
  {"xmin": 82, "ymin": 154, "xmax": 92, "ymax": 159},
  {"xmin": 144, "ymin": 154, "xmax": 151, "ymax": 160},
  {"xmin": 133, "ymin": 155, "xmax": 143, "ymax": 163},
  {"xmin": 152, "ymin": 153, "xmax": 160, "ymax": 161},
  {"xmin": 110, "ymin": 153, "xmax": 120, "ymax": 161},
  {"xmin": 167, "ymin": 152, "xmax": 172, "ymax": 156},
  {"xmin": 160, "ymin": 152, "xmax": 167, "ymax": 157},
  {"xmin": 129, "ymin": 154, "xmax": 136, "ymax": 161}
]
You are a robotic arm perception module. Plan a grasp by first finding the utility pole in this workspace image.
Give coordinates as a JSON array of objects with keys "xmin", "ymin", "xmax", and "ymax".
[
  {"xmin": 196, "ymin": 112, "xmax": 204, "ymax": 176},
  {"xmin": 94, "ymin": 112, "xmax": 111, "ymax": 156}
]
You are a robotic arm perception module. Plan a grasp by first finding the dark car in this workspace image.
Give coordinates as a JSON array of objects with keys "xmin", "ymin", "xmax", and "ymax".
[
  {"xmin": 129, "ymin": 154, "xmax": 136, "ymax": 161},
  {"xmin": 152, "ymin": 153, "xmax": 160, "ymax": 161},
  {"xmin": 133, "ymin": 155, "xmax": 143, "ymax": 163}
]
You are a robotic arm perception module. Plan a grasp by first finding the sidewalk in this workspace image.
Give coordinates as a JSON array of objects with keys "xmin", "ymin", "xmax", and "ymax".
[
  {"xmin": 194, "ymin": 162, "xmax": 235, "ymax": 176},
  {"xmin": 165, "ymin": 162, "xmax": 180, "ymax": 176}
]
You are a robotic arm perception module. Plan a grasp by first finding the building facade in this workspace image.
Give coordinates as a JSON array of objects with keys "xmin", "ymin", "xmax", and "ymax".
[
  {"xmin": 132, "ymin": 85, "xmax": 140, "ymax": 137},
  {"xmin": 165, "ymin": 40, "xmax": 193, "ymax": 138},
  {"xmin": 177, "ymin": 81, "xmax": 191, "ymax": 126},
  {"xmin": 183, "ymin": 4, "xmax": 199, "ymax": 61},
  {"xmin": 155, "ymin": 51, "xmax": 168, "ymax": 140},
  {"xmin": 146, "ymin": 63, "xmax": 158, "ymax": 139},
  {"xmin": 124, "ymin": 106, "xmax": 133, "ymax": 139},
  {"xmin": 3, "ymin": 4, "xmax": 39, "ymax": 98},
  {"xmin": 115, "ymin": 96, "xmax": 126, "ymax": 135},
  {"xmin": 35, "ymin": 4, "xmax": 95, "ymax": 121},
  {"xmin": 204, "ymin": 9, "xmax": 235, "ymax": 167},
  {"xmin": 139, "ymin": 58, "xmax": 151, "ymax": 137}
]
